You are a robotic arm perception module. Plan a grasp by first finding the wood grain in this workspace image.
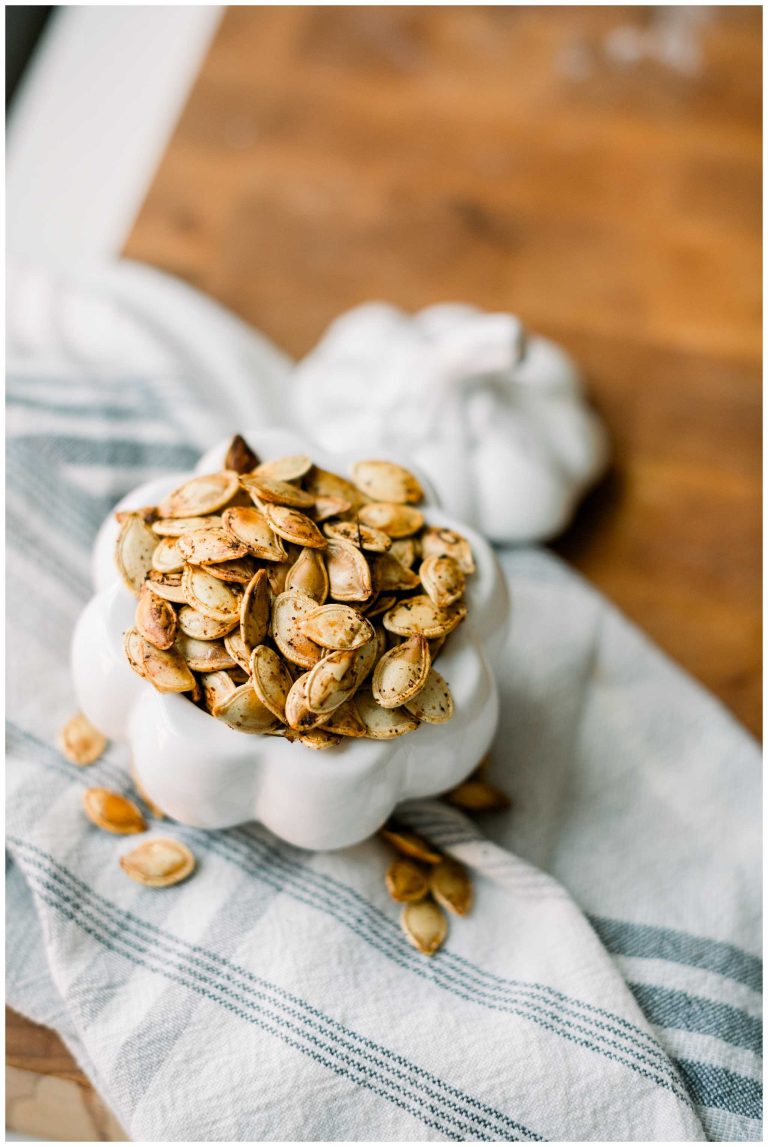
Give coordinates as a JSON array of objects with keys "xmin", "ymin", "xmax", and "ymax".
[
  {"xmin": 123, "ymin": 5, "xmax": 760, "ymax": 735},
  {"xmin": 10, "ymin": 4, "xmax": 761, "ymax": 1122}
]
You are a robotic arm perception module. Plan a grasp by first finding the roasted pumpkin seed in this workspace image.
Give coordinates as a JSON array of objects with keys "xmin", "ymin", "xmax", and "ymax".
[
  {"xmin": 358, "ymin": 502, "xmax": 424, "ymax": 538},
  {"xmin": 285, "ymin": 547, "xmax": 328, "ymax": 603},
  {"xmin": 419, "ymin": 554, "xmax": 465, "ymax": 608},
  {"xmin": 355, "ymin": 688, "xmax": 419, "ymax": 739},
  {"xmin": 322, "ymin": 696, "xmax": 367, "ymax": 737},
  {"xmin": 147, "ymin": 571, "xmax": 186, "ymax": 603},
  {"xmin": 297, "ymin": 729, "xmax": 343, "ymax": 750},
  {"xmin": 225, "ymin": 434, "xmax": 260, "ymax": 474},
  {"xmin": 300, "ymin": 604, "xmax": 374, "ymax": 651},
  {"xmin": 386, "ymin": 858, "xmax": 429, "ymax": 903},
  {"xmin": 135, "ymin": 585, "xmax": 177, "ymax": 650},
  {"xmin": 241, "ymin": 472, "xmax": 315, "ymax": 509},
  {"xmin": 325, "ymin": 538, "xmax": 372, "ymax": 601},
  {"xmin": 115, "ymin": 513, "xmax": 157, "ymax": 594},
  {"xmin": 403, "ymin": 668, "xmax": 454, "ymax": 723},
  {"xmin": 271, "ymin": 590, "xmax": 324, "ymax": 668},
  {"xmin": 249, "ymin": 645, "xmax": 294, "ymax": 723},
  {"xmin": 224, "ymin": 629, "xmax": 252, "ymax": 672},
  {"xmin": 372, "ymin": 635, "xmax": 431, "ymax": 708},
  {"xmin": 444, "ymin": 779, "xmax": 511, "ymax": 812},
  {"xmin": 401, "ymin": 899, "xmax": 447, "ymax": 956},
  {"xmin": 263, "ymin": 504, "xmax": 326, "ymax": 549},
  {"xmin": 175, "ymin": 633, "xmax": 236, "ymax": 672},
  {"xmin": 199, "ymin": 670, "xmax": 236, "ymax": 712},
  {"xmin": 83, "ymin": 788, "xmax": 146, "ymax": 834},
  {"xmin": 350, "ymin": 460, "xmax": 424, "ymax": 504},
  {"xmin": 323, "ymin": 519, "xmax": 392, "ymax": 552},
  {"xmin": 176, "ymin": 526, "xmax": 248, "ymax": 566},
  {"xmin": 383, "ymin": 595, "xmax": 466, "ymax": 639},
  {"xmin": 421, "ymin": 526, "xmax": 475, "ymax": 575},
  {"xmin": 177, "ymin": 605, "xmax": 236, "ymax": 641},
  {"xmin": 372, "ymin": 552, "xmax": 421, "ymax": 592},
  {"xmin": 285, "ymin": 672, "xmax": 330, "ymax": 730},
  {"xmin": 204, "ymin": 556, "xmax": 259, "ymax": 583},
  {"xmin": 222, "ymin": 506, "xmax": 287, "ymax": 561},
  {"xmin": 305, "ymin": 466, "xmax": 367, "ymax": 511},
  {"xmin": 380, "ymin": 824, "xmax": 442, "ymax": 864},
  {"xmin": 305, "ymin": 649, "xmax": 359, "ymax": 715},
  {"xmin": 313, "ymin": 495, "xmax": 352, "ymax": 522},
  {"xmin": 253, "ymin": 453, "xmax": 312, "ymax": 483},
  {"xmin": 158, "ymin": 471, "xmax": 240, "ymax": 518},
  {"xmin": 120, "ymin": 838, "xmax": 195, "ymax": 887},
  {"xmin": 240, "ymin": 568, "xmax": 271, "ymax": 651},
  {"xmin": 57, "ymin": 712, "xmax": 106, "ymax": 766},
  {"xmin": 127, "ymin": 632, "xmax": 196, "ymax": 693},
  {"xmin": 214, "ymin": 683, "xmax": 280, "ymax": 733},
  {"xmin": 430, "ymin": 858, "xmax": 473, "ymax": 915},
  {"xmin": 151, "ymin": 536, "xmax": 186, "ymax": 574},
  {"xmin": 152, "ymin": 515, "xmax": 223, "ymax": 537},
  {"xmin": 182, "ymin": 565, "xmax": 241, "ymax": 624},
  {"xmin": 389, "ymin": 538, "xmax": 417, "ymax": 569}
]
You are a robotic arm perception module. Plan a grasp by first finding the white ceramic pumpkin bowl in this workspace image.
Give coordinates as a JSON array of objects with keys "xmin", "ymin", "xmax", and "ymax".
[{"xmin": 71, "ymin": 428, "xmax": 510, "ymax": 851}]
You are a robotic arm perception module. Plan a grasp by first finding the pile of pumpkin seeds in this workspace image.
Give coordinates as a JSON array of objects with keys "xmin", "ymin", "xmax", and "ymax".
[{"xmin": 114, "ymin": 435, "xmax": 476, "ymax": 747}]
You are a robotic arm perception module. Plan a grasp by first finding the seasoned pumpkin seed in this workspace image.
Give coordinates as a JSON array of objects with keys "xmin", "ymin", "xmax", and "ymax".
[
  {"xmin": 403, "ymin": 668, "xmax": 454, "ymax": 723},
  {"xmin": 135, "ymin": 585, "xmax": 177, "ymax": 650},
  {"xmin": 271, "ymin": 590, "xmax": 324, "ymax": 668},
  {"xmin": 386, "ymin": 858, "xmax": 429, "ymax": 903},
  {"xmin": 223, "ymin": 629, "xmax": 252, "ymax": 672},
  {"xmin": 305, "ymin": 466, "xmax": 367, "ymax": 511},
  {"xmin": 372, "ymin": 552, "xmax": 421, "ymax": 592},
  {"xmin": 158, "ymin": 471, "xmax": 240, "ymax": 518},
  {"xmin": 130, "ymin": 632, "xmax": 196, "ymax": 693},
  {"xmin": 305, "ymin": 649, "xmax": 359, "ymax": 715},
  {"xmin": 214, "ymin": 683, "xmax": 280, "ymax": 733},
  {"xmin": 350, "ymin": 460, "xmax": 424, "ymax": 504},
  {"xmin": 225, "ymin": 434, "xmax": 260, "ymax": 474},
  {"xmin": 421, "ymin": 526, "xmax": 475, "ymax": 575},
  {"xmin": 199, "ymin": 670, "xmax": 236, "ymax": 712},
  {"xmin": 383, "ymin": 595, "xmax": 466, "ymax": 639},
  {"xmin": 358, "ymin": 502, "xmax": 424, "ymax": 538},
  {"xmin": 300, "ymin": 604, "xmax": 374, "ymax": 651},
  {"xmin": 322, "ymin": 696, "xmax": 367, "ymax": 737},
  {"xmin": 177, "ymin": 606, "xmax": 237, "ymax": 641},
  {"xmin": 380, "ymin": 824, "xmax": 442, "ymax": 864},
  {"xmin": 389, "ymin": 538, "xmax": 417, "ymax": 569},
  {"xmin": 249, "ymin": 645, "xmax": 294, "ymax": 723},
  {"xmin": 297, "ymin": 729, "xmax": 343, "ymax": 750},
  {"xmin": 151, "ymin": 536, "xmax": 186, "ymax": 574},
  {"xmin": 372, "ymin": 635, "xmax": 431, "ymax": 708},
  {"xmin": 222, "ymin": 506, "xmax": 287, "ymax": 561},
  {"xmin": 57, "ymin": 712, "xmax": 107, "ymax": 766},
  {"xmin": 355, "ymin": 688, "xmax": 419, "ymax": 739},
  {"xmin": 182, "ymin": 565, "xmax": 241, "ymax": 624},
  {"xmin": 285, "ymin": 672, "xmax": 331, "ymax": 730},
  {"xmin": 176, "ymin": 526, "xmax": 248, "ymax": 565},
  {"xmin": 115, "ymin": 513, "xmax": 157, "ymax": 594},
  {"xmin": 241, "ymin": 472, "xmax": 315, "ymax": 509},
  {"xmin": 83, "ymin": 788, "xmax": 146, "ymax": 834},
  {"xmin": 147, "ymin": 571, "xmax": 186, "ymax": 603},
  {"xmin": 204, "ymin": 556, "xmax": 259, "ymax": 583},
  {"xmin": 323, "ymin": 519, "xmax": 392, "ymax": 552},
  {"xmin": 120, "ymin": 838, "xmax": 195, "ymax": 887},
  {"xmin": 419, "ymin": 554, "xmax": 465, "ymax": 607},
  {"xmin": 152, "ymin": 515, "xmax": 222, "ymax": 537},
  {"xmin": 175, "ymin": 633, "xmax": 236, "ymax": 672},
  {"xmin": 240, "ymin": 569, "xmax": 271, "ymax": 651},
  {"xmin": 263, "ymin": 504, "xmax": 326, "ymax": 549},
  {"xmin": 430, "ymin": 858, "xmax": 473, "ymax": 915},
  {"xmin": 285, "ymin": 547, "xmax": 328, "ymax": 603},
  {"xmin": 401, "ymin": 899, "xmax": 447, "ymax": 955},
  {"xmin": 313, "ymin": 495, "xmax": 352, "ymax": 522},
  {"xmin": 444, "ymin": 779, "xmax": 511, "ymax": 812},
  {"xmin": 325, "ymin": 538, "xmax": 372, "ymax": 601},
  {"xmin": 253, "ymin": 453, "xmax": 312, "ymax": 483}
]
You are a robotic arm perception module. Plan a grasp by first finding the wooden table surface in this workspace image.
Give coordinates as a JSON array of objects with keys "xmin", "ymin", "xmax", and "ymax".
[{"xmin": 9, "ymin": 5, "xmax": 761, "ymax": 1138}]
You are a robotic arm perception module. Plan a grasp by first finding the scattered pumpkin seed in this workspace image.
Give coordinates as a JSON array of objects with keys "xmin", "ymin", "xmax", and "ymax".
[
  {"xmin": 386, "ymin": 858, "xmax": 430, "ymax": 903},
  {"xmin": 444, "ymin": 779, "xmax": 511, "ymax": 812},
  {"xmin": 380, "ymin": 824, "xmax": 442, "ymax": 864},
  {"xmin": 83, "ymin": 787, "xmax": 146, "ymax": 834},
  {"xmin": 400, "ymin": 899, "xmax": 447, "ymax": 956},
  {"xmin": 120, "ymin": 837, "xmax": 195, "ymax": 887},
  {"xmin": 430, "ymin": 858, "xmax": 473, "ymax": 915},
  {"xmin": 57, "ymin": 712, "xmax": 106, "ymax": 766}
]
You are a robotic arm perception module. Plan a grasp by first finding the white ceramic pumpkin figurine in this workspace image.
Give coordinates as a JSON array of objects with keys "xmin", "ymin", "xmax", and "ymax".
[{"xmin": 290, "ymin": 302, "xmax": 610, "ymax": 543}]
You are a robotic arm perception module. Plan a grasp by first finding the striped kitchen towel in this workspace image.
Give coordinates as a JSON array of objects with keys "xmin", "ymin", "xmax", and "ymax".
[{"xmin": 6, "ymin": 260, "xmax": 761, "ymax": 1141}]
